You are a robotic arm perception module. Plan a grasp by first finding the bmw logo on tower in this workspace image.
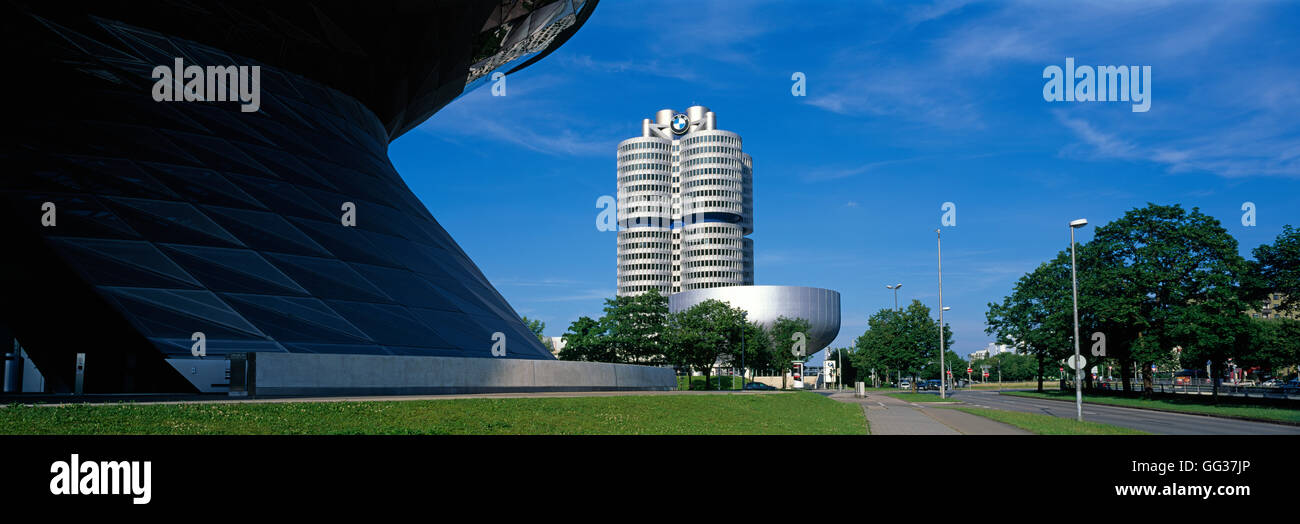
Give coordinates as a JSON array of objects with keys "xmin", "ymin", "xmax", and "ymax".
[{"xmin": 670, "ymin": 113, "xmax": 690, "ymax": 134}]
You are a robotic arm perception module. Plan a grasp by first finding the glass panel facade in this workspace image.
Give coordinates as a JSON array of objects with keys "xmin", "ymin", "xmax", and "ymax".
[{"xmin": 1, "ymin": 1, "xmax": 597, "ymax": 392}]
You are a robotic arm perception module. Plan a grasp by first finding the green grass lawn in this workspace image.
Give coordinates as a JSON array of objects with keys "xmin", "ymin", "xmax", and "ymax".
[
  {"xmin": 882, "ymin": 392, "xmax": 961, "ymax": 402},
  {"xmin": 1002, "ymin": 391, "xmax": 1300, "ymax": 425},
  {"xmin": 954, "ymin": 407, "xmax": 1149, "ymax": 435},
  {"xmin": 0, "ymin": 392, "xmax": 866, "ymax": 435}
]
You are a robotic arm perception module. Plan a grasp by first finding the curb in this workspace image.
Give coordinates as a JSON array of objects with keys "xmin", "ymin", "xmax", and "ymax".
[{"xmin": 998, "ymin": 392, "xmax": 1300, "ymax": 427}]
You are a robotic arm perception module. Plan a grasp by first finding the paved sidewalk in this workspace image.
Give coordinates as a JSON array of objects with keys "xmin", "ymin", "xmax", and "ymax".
[{"xmin": 827, "ymin": 392, "xmax": 1029, "ymax": 435}]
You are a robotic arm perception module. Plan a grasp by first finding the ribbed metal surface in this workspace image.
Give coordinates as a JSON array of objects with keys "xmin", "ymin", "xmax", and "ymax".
[{"xmin": 668, "ymin": 286, "xmax": 841, "ymax": 353}]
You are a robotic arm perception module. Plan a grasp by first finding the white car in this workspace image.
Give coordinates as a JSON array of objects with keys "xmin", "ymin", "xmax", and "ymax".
[{"xmin": 898, "ymin": 380, "xmax": 912, "ymax": 389}]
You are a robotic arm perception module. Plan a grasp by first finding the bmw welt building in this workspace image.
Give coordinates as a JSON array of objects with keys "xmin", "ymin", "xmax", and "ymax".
[{"xmin": 1, "ymin": 0, "xmax": 673, "ymax": 396}]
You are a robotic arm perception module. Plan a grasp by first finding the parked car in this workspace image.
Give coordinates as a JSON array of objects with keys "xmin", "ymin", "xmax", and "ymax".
[
  {"xmin": 1261, "ymin": 378, "xmax": 1282, "ymax": 388},
  {"xmin": 743, "ymin": 382, "xmax": 776, "ymax": 391},
  {"xmin": 898, "ymin": 380, "xmax": 912, "ymax": 390}
]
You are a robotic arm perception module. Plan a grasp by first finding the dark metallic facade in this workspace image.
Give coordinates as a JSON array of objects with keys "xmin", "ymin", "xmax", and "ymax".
[{"xmin": 1, "ymin": 1, "xmax": 598, "ymax": 393}]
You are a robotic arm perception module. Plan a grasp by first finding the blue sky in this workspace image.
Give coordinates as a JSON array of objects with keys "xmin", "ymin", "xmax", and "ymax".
[{"xmin": 389, "ymin": 0, "xmax": 1300, "ymax": 356}]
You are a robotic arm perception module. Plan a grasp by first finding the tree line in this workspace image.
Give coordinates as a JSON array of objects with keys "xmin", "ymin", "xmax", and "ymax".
[
  {"xmin": 985, "ymin": 203, "xmax": 1300, "ymax": 397},
  {"xmin": 848, "ymin": 299, "xmax": 963, "ymax": 388},
  {"xmin": 554, "ymin": 289, "xmax": 812, "ymax": 388}
]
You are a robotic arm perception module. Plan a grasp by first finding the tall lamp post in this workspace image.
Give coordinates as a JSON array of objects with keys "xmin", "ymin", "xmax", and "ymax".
[
  {"xmin": 940, "ymin": 305, "xmax": 950, "ymax": 394},
  {"xmin": 738, "ymin": 322, "xmax": 746, "ymax": 391},
  {"xmin": 1069, "ymin": 218, "xmax": 1089, "ymax": 422},
  {"xmin": 937, "ymin": 229, "xmax": 946, "ymax": 399},
  {"xmin": 837, "ymin": 348, "xmax": 843, "ymax": 391},
  {"xmin": 886, "ymin": 283, "xmax": 902, "ymax": 310}
]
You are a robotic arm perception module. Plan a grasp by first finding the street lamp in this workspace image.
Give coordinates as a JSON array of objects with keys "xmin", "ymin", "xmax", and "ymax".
[
  {"xmin": 1069, "ymin": 218, "xmax": 1088, "ymax": 422},
  {"xmin": 937, "ymin": 229, "xmax": 946, "ymax": 399},
  {"xmin": 940, "ymin": 306, "xmax": 951, "ymax": 394},
  {"xmin": 885, "ymin": 283, "xmax": 902, "ymax": 310}
]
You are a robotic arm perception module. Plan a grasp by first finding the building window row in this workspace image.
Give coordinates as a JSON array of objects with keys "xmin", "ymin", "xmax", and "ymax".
[
  {"xmin": 618, "ymin": 152, "xmax": 669, "ymax": 162},
  {"xmin": 619, "ymin": 142, "xmax": 669, "ymax": 153},
  {"xmin": 685, "ymin": 236, "xmax": 739, "ymax": 247},
  {"xmin": 683, "ymin": 260, "xmax": 743, "ymax": 270},
  {"xmin": 618, "ymin": 173, "xmax": 670, "ymax": 183},
  {"xmin": 620, "ymin": 184, "xmax": 670, "ymax": 193},
  {"xmin": 620, "ymin": 273, "xmax": 670, "ymax": 283},
  {"xmin": 619, "ymin": 263, "xmax": 671, "ymax": 272},
  {"xmin": 683, "ymin": 156, "xmax": 740, "ymax": 168},
  {"xmin": 683, "ymin": 247, "xmax": 743, "ymax": 258},
  {"xmin": 686, "ymin": 281, "xmax": 736, "ymax": 290},
  {"xmin": 620, "ymin": 284, "xmax": 670, "ymax": 294},
  {"xmin": 681, "ymin": 199, "xmax": 741, "ymax": 212},
  {"xmin": 618, "ymin": 206, "xmax": 672, "ymax": 216},
  {"xmin": 684, "ymin": 225, "xmax": 740, "ymax": 236},
  {"xmin": 617, "ymin": 163, "xmax": 669, "ymax": 175},
  {"xmin": 620, "ymin": 252, "xmax": 670, "ymax": 262},
  {"xmin": 683, "ymin": 167, "xmax": 739, "ymax": 179},
  {"xmin": 619, "ymin": 241, "xmax": 671, "ymax": 250},
  {"xmin": 683, "ymin": 270, "xmax": 741, "ymax": 281},
  {"xmin": 682, "ymin": 135, "xmax": 739, "ymax": 146},
  {"xmin": 682, "ymin": 145, "xmax": 739, "ymax": 157},
  {"xmin": 618, "ymin": 230, "xmax": 670, "ymax": 240},
  {"xmin": 683, "ymin": 189, "xmax": 740, "ymax": 200},
  {"xmin": 683, "ymin": 177, "xmax": 739, "ymax": 189}
]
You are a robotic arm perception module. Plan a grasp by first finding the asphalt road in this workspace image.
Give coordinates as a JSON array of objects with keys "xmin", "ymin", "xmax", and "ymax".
[{"xmin": 952, "ymin": 390, "xmax": 1300, "ymax": 435}]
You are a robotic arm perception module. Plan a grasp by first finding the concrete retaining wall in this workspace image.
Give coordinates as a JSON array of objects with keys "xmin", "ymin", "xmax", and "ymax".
[
  {"xmin": 249, "ymin": 353, "xmax": 676, "ymax": 396},
  {"xmin": 751, "ymin": 375, "xmax": 786, "ymax": 389}
]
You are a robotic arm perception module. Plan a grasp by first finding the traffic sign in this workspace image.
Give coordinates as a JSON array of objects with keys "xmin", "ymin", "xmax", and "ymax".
[
  {"xmin": 1067, "ymin": 354, "xmax": 1086, "ymax": 370},
  {"xmin": 982, "ymin": 372, "xmax": 989, "ymax": 378},
  {"xmin": 967, "ymin": 367, "xmax": 973, "ymax": 373}
]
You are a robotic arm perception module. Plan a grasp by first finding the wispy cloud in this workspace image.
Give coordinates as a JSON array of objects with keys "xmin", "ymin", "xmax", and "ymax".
[
  {"xmin": 804, "ymin": 0, "xmax": 1273, "ymax": 135},
  {"xmin": 802, "ymin": 157, "xmax": 926, "ymax": 182},
  {"xmin": 527, "ymin": 288, "xmax": 614, "ymax": 302},
  {"xmin": 595, "ymin": 0, "xmax": 784, "ymax": 68},
  {"xmin": 554, "ymin": 54, "xmax": 701, "ymax": 83},
  {"xmin": 495, "ymin": 277, "xmax": 591, "ymax": 288},
  {"xmin": 417, "ymin": 76, "xmax": 623, "ymax": 157},
  {"xmin": 1056, "ymin": 114, "xmax": 1138, "ymax": 159},
  {"xmin": 1056, "ymin": 111, "xmax": 1300, "ymax": 179},
  {"xmin": 904, "ymin": 0, "xmax": 977, "ymax": 24}
]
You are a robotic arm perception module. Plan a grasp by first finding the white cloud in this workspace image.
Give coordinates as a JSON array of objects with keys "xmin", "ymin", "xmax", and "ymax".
[
  {"xmin": 1057, "ymin": 111, "xmax": 1300, "ymax": 179},
  {"xmin": 416, "ymin": 75, "xmax": 623, "ymax": 157}
]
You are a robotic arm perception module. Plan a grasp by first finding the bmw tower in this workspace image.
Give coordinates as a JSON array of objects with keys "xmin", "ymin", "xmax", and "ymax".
[{"xmin": 616, "ymin": 106, "xmax": 754, "ymax": 297}]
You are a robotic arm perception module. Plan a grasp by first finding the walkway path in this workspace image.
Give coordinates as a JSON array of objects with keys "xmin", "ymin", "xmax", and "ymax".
[{"xmin": 826, "ymin": 391, "xmax": 1030, "ymax": 435}]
